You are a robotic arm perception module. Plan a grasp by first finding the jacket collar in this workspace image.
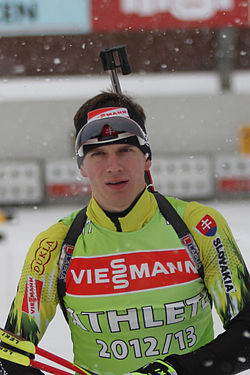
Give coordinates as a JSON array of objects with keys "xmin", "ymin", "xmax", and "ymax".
[{"xmin": 86, "ymin": 188, "xmax": 157, "ymax": 232}]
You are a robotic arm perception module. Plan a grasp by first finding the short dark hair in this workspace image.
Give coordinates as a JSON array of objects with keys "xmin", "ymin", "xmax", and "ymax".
[{"xmin": 74, "ymin": 91, "xmax": 146, "ymax": 136}]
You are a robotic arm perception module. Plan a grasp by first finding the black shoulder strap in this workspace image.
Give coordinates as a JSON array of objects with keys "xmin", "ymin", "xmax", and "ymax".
[
  {"xmin": 153, "ymin": 191, "xmax": 204, "ymax": 279},
  {"xmin": 57, "ymin": 207, "xmax": 87, "ymax": 322}
]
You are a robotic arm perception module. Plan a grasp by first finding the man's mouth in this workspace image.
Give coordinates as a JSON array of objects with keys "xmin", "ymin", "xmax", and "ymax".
[{"xmin": 106, "ymin": 180, "xmax": 128, "ymax": 186}]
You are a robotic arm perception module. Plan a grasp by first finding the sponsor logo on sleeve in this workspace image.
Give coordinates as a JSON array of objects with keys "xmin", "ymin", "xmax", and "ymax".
[
  {"xmin": 181, "ymin": 234, "xmax": 203, "ymax": 270},
  {"xmin": 58, "ymin": 244, "xmax": 75, "ymax": 282},
  {"xmin": 31, "ymin": 238, "xmax": 58, "ymax": 275},
  {"xmin": 22, "ymin": 276, "xmax": 43, "ymax": 316},
  {"xmin": 66, "ymin": 249, "xmax": 200, "ymax": 297},
  {"xmin": 195, "ymin": 214, "xmax": 217, "ymax": 237}
]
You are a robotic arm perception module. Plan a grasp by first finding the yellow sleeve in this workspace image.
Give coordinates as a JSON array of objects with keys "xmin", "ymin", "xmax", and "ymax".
[
  {"xmin": 5, "ymin": 221, "xmax": 69, "ymax": 344},
  {"xmin": 184, "ymin": 201, "xmax": 250, "ymax": 328}
]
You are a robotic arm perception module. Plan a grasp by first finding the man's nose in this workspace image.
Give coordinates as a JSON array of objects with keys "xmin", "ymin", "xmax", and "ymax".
[{"xmin": 106, "ymin": 154, "xmax": 123, "ymax": 173}]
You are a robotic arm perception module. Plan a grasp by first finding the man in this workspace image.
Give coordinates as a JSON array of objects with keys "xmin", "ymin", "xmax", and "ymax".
[{"xmin": 1, "ymin": 92, "xmax": 250, "ymax": 375}]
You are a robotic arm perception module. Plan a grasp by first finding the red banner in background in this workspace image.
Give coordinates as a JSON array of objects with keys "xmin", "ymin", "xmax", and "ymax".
[{"xmin": 92, "ymin": 0, "xmax": 249, "ymax": 31}]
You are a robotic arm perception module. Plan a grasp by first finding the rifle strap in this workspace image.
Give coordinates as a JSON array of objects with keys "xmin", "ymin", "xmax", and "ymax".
[
  {"xmin": 153, "ymin": 192, "xmax": 204, "ymax": 279},
  {"xmin": 57, "ymin": 207, "xmax": 87, "ymax": 322}
]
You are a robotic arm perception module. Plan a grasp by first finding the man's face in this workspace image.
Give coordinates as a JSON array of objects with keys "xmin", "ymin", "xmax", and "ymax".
[{"xmin": 80, "ymin": 143, "xmax": 151, "ymax": 212}]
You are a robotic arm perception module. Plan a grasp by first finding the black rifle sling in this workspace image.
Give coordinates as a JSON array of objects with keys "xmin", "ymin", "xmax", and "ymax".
[
  {"xmin": 57, "ymin": 207, "xmax": 87, "ymax": 322},
  {"xmin": 57, "ymin": 193, "xmax": 205, "ymax": 323},
  {"xmin": 153, "ymin": 192, "xmax": 204, "ymax": 279}
]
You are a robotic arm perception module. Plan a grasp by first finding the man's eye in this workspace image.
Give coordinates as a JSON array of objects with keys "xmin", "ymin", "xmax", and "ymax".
[{"xmin": 121, "ymin": 147, "xmax": 132, "ymax": 152}]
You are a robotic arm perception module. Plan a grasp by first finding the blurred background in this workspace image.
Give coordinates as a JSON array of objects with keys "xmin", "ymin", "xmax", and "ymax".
[{"xmin": 0, "ymin": 0, "xmax": 250, "ymax": 206}]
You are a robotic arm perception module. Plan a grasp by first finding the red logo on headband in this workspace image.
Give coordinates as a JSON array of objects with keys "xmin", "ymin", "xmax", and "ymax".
[
  {"xmin": 87, "ymin": 107, "xmax": 129, "ymax": 122},
  {"xmin": 101, "ymin": 125, "xmax": 119, "ymax": 137}
]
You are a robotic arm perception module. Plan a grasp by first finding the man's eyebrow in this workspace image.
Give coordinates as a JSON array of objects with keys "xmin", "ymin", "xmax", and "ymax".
[
  {"xmin": 87, "ymin": 148, "xmax": 105, "ymax": 155},
  {"xmin": 91, "ymin": 146, "xmax": 106, "ymax": 151},
  {"xmin": 119, "ymin": 144, "xmax": 135, "ymax": 149}
]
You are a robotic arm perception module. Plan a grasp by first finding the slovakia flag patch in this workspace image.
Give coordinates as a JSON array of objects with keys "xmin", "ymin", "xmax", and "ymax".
[{"xmin": 196, "ymin": 214, "xmax": 217, "ymax": 237}]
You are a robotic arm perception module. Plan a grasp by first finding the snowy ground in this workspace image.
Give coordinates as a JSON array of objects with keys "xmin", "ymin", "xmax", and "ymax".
[{"xmin": 0, "ymin": 200, "xmax": 249, "ymax": 374}]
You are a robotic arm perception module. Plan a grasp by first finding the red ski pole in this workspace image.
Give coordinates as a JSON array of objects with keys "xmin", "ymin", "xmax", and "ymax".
[{"xmin": 0, "ymin": 329, "xmax": 91, "ymax": 375}]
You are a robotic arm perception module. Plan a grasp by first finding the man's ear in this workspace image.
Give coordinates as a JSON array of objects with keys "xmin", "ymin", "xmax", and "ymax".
[
  {"xmin": 80, "ymin": 163, "xmax": 88, "ymax": 178},
  {"xmin": 145, "ymin": 158, "xmax": 152, "ymax": 170}
]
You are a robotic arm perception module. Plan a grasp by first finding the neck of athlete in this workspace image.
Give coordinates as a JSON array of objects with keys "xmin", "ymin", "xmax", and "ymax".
[
  {"xmin": 104, "ymin": 189, "xmax": 145, "ymax": 231},
  {"xmin": 86, "ymin": 188, "xmax": 158, "ymax": 232}
]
